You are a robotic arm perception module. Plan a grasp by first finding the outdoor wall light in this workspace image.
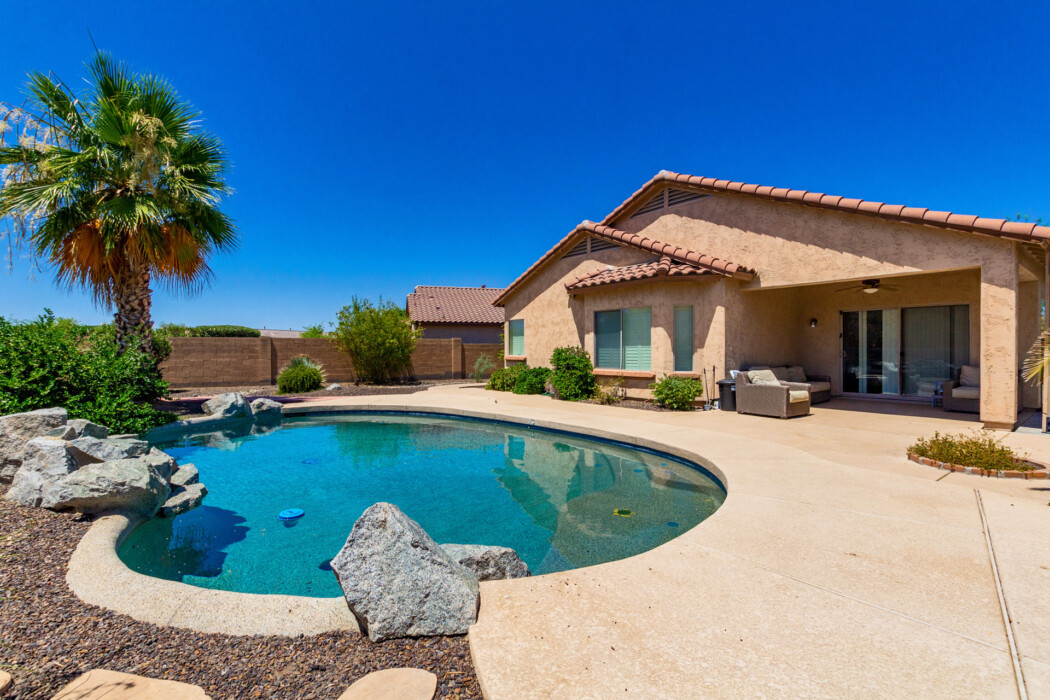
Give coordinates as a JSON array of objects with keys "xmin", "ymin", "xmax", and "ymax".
[{"xmin": 809, "ymin": 318, "xmax": 818, "ymax": 328}]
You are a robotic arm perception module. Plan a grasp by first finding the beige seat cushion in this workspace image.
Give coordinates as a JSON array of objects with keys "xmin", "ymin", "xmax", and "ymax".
[
  {"xmin": 789, "ymin": 390, "xmax": 810, "ymax": 404},
  {"xmin": 960, "ymin": 365, "xmax": 980, "ymax": 387},
  {"xmin": 748, "ymin": 369, "xmax": 781, "ymax": 386},
  {"xmin": 786, "ymin": 365, "xmax": 807, "ymax": 383},
  {"xmin": 807, "ymin": 381, "xmax": 831, "ymax": 393},
  {"xmin": 952, "ymin": 385, "xmax": 980, "ymax": 400},
  {"xmin": 770, "ymin": 366, "xmax": 790, "ymax": 381}
]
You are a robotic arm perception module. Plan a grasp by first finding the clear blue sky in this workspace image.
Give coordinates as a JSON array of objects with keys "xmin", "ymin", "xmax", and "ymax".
[{"xmin": 2, "ymin": 1, "xmax": 1048, "ymax": 329}]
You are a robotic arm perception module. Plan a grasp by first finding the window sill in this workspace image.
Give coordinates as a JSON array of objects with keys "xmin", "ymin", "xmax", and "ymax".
[
  {"xmin": 504, "ymin": 355, "xmax": 527, "ymax": 362},
  {"xmin": 670, "ymin": 371, "xmax": 702, "ymax": 379},
  {"xmin": 593, "ymin": 368, "xmax": 656, "ymax": 379}
]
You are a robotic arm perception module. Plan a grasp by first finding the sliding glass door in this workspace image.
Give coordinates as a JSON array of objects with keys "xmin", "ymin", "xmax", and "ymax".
[{"xmin": 842, "ymin": 305, "xmax": 969, "ymax": 398}]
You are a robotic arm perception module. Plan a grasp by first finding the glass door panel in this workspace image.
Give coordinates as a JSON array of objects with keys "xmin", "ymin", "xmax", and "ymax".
[
  {"xmin": 901, "ymin": 305, "xmax": 969, "ymax": 396},
  {"xmin": 842, "ymin": 309, "xmax": 899, "ymax": 395}
]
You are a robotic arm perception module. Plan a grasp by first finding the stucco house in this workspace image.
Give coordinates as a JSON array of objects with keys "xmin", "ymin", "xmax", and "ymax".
[
  {"xmin": 406, "ymin": 285, "xmax": 505, "ymax": 343},
  {"xmin": 493, "ymin": 171, "xmax": 1049, "ymax": 429}
]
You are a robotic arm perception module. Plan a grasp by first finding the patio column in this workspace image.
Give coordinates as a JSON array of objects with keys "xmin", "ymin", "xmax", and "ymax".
[{"xmin": 979, "ymin": 259, "xmax": 1019, "ymax": 429}]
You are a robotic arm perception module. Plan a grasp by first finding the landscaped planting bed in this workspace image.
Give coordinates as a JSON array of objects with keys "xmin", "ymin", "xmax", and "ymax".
[{"xmin": 0, "ymin": 487, "xmax": 482, "ymax": 700}]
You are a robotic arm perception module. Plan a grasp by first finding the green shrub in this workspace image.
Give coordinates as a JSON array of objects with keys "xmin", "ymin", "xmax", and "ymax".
[
  {"xmin": 277, "ymin": 355, "xmax": 325, "ymax": 394},
  {"xmin": 0, "ymin": 311, "xmax": 175, "ymax": 434},
  {"xmin": 650, "ymin": 374, "xmax": 703, "ymax": 411},
  {"xmin": 300, "ymin": 324, "xmax": 326, "ymax": 339},
  {"xmin": 595, "ymin": 377, "xmax": 625, "ymax": 405},
  {"xmin": 332, "ymin": 297, "xmax": 421, "ymax": 383},
  {"xmin": 191, "ymin": 325, "xmax": 260, "ymax": 338},
  {"xmin": 472, "ymin": 354, "xmax": 496, "ymax": 382},
  {"xmin": 908, "ymin": 431, "xmax": 1026, "ymax": 471},
  {"xmin": 486, "ymin": 364, "xmax": 526, "ymax": 391},
  {"xmin": 155, "ymin": 323, "xmax": 193, "ymax": 338},
  {"xmin": 549, "ymin": 346, "xmax": 596, "ymax": 401},
  {"xmin": 513, "ymin": 367, "xmax": 551, "ymax": 395}
]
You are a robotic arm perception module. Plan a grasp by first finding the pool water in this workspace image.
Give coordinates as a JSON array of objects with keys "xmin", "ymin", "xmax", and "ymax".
[{"xmin": 119, "ymin": 413, "xmax": 725, "ymax": 596}]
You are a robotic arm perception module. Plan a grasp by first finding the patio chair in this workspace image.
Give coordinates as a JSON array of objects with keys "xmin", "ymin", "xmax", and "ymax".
[
  {"xmin": 942, "ymin": 365, "xmax": 980, "ymax": 414},
  {"xmin": 736, "ymin": 369, "xmax": 811, "ymax": 419}
]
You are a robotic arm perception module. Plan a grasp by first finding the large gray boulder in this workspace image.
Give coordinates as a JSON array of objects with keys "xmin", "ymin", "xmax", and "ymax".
[
  {"xmin": 67, "ymin": 436, "xmax": 149, "ymax": 466},
  {"xmin": 68, "ymin": 419, "xmax": 110, "ymax": 439},
  {"xmin": 249, "ymin": 398, "xmax": 283, "ymax": 421},
  {"xmin": 4, "ymin": 437, "xmax": 78, "ymax": 507},
  {"xmin": 141, "ymin": 448, "xmax": 177, "ymax": 481},
  {"xmin": 45, "ymin": 425, "xmax": 78, "ymax": 440},
  {"xmin": 48, "ymin": 457, "xmax": 170, "ymax": 516},
  {"xmin": 0, "ymin": 408, "xmax": 68, "ymax": 483},
  {"xmin": 202, "ymin": 393, "xmax": 252, "ymax": 419},
  {"xmin": 331, "ymin": 503, "xmax": 480, "ymax": 641},
  {"xmin": 160, "ymin": 483, "xmax": 208, "ymax": 517},
  {"xmin": 169, "ymin": 463, "xmax": 199, "ymax": 488},
  {"xmin": 442, "ymin": 544, "xmax": 531, "ymax": 581}
]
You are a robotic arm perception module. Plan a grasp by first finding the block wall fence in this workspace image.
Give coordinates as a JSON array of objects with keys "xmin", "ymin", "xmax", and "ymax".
[{"xmin": 160, "ymin": 337, "xmax": 502, "ymax": 387}]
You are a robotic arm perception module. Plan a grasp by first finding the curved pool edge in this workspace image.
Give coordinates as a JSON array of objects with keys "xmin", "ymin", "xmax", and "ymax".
[{"xmin": 70, "ymin": 403, "xmax": 729, "ymax": 638}]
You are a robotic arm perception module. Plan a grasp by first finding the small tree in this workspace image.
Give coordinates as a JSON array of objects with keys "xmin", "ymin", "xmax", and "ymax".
[
  {"xmin": 332, "ymin": 297, "xmax": 421, "ymax": 383},
  {"xmin": 472, "ymin": 354, "xmax": 496, "ymax": 382},
  {"xmin": 301, "ymin": 323, "xmax": 326, "ymax": 339}
]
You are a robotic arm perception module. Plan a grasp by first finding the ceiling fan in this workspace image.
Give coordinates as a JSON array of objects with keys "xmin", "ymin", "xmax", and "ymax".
[{"xmin": 835, "ymin": 278, "xmax": 898, "ymax": 294}]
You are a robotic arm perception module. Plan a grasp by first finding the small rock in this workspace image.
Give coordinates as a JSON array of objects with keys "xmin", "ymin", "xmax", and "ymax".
[
  {"xmin": 0, "ymin": 407, "xmax": 68, "ymax": 483},
  {"xmin": 331, "ymin": 502, "xmax": 479, "ymax": 641},
  {"xmin": 250, "ymin": 398, "xmax": 283, "ymax": 421},
  {"xmin": 49, "ymin": 457, "xmax": 170, "ymax": 516},
  {"xmin": 3, "ymin": 437, "xmax": 78, "ymax": 508},
  {"xmin": 67, "ymin": 436, "xmax": 149, "ymax": 466},
  {"xmin": 45, "ymin": 425, "xmax": 78, "ymax": 440},
  {"xmin": 141, "ymin": 448, "xmax": 177, "ymax": 481},
  {"xmin": 108, "ymin": 433, "xmax": 138, "ymax": 440},
  {"xmin": 442, "ymin": 544, "xmax": 531, "ymax": 581},
  {"xmin": 326, "ymin": 383, "xmax": 343, "ymax": 391},
  {"xmin": 337, "ymin": 667, "xmax": 437, "ymax": 700},
  {"xmin": 160, "ymin": 483, "xmax": 208, "ymax": 517},
  {"xmin": 169, "ymin": 463, "xmax": 199, "ymax": 487},
  {"xmin": 202, "ymin": 392, "xmax": 252, "ymax": 419},
  {"xmin": 68, "ymin": 418, "xmax": 110, "ymax": 439}
]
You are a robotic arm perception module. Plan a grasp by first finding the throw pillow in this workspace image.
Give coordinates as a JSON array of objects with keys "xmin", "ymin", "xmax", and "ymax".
[
  {"xmin": 960, "ymin": 365, "xmax": 980, "ymax": 387},
  {"xmin": 748, "ymin": 369, "xmax": 781, "ymax": 386},
  {"xmin": 786, "ymin": 366, "xmax": 807, "ymax": 383}
]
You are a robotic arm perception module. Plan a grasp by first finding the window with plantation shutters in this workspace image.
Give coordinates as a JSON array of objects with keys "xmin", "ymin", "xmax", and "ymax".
[
  {"xmin": 674, "ymin": 306, "xmax": 694, "ymax": 372},
  {"xmin": 508, "ymin": 319, "xmax": 524, "ymax": 356},
  {"xmin": 595, "ymin": 307, "xmax": 651, "ymax": 370}
]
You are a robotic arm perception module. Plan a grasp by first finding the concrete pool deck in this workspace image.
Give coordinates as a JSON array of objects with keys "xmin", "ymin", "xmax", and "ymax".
[{"xmin": 286, "ymin": 386, "xmax": 1049, "ymax": 699}]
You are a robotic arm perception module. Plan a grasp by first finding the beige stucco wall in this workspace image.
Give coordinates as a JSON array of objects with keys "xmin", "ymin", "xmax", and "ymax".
[{"xmin": 501, "ymin": 191, "xmax": 1041, "ymax": 427}]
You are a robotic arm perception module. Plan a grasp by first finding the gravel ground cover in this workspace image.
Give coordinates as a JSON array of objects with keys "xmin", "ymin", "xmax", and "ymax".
[{"xmin": 0, "ymin": 488, "xmax": 482, "ymax": 700}]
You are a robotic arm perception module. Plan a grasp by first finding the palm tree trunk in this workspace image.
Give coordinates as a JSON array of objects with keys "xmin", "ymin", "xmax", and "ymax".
[{"xmin": 113, "ymin": 264, "xmax": 154, "ymax": 356}]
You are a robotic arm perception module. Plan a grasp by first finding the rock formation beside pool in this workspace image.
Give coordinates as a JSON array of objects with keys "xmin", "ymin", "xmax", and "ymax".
[
  {"xmin": 0, "ymin": 407, "xmax": 68, "ymax": 483},
  {"xmin": 47, "ymin": 457, "xmax": 171, "ymax": 516},
  {"xmin": 4, "ymin": 437, "xmax": 79, "ymax": 507},
  {"xmin": 249, "ymin": 397, "xmax": 283, "ymax": 420},
  {"xmin": 202, "ymin": 392, "xmax": 253, "ymax": 419},
  {"xmin": 169, "ymin": 463, "xmax": 199, "ymax": 487},
  {"xmin": 441, "ymin": 544, "xmax": 531, "ymax": 581},
  {"xmin": 160, "ymin": 482, "xmax": 208, "ymax": 517},
  {"xmin": 331, "ymin": 502, "xmax": 480, "ymax": 641}
]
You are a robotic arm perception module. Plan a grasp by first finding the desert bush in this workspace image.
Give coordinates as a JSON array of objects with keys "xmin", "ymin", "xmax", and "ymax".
[
  {"xmin": 472, "ymin": 354, "xmax": 496, "ymax": 382},
  {"xmin": 0, "ymin": 311, "xmax": 174, "ymax": 433},
  {"xmin": 191, "ymin": 325, "xmax": 260, "ymax": 338},
  {"xmin": 549, "ymin": 346, "xmax": 596, "ymax": 401},
  {"xmin": 595, "ymin": 377, "xmax": 625, "ymax": 405},
  {"xmin": 650, "ymin": 374, "xmax": 703, "ymax": 411},
  {"xmin": 277, "ymin": 355, "xmax": 325, "ymax": 394},
  {"xmin": 486, "ymin": 364, "xmax": 526, "ymax": 391},
  {"xmin": 300, "ymin": 324, "xmax": 326, "ymax": 339},
  {"xmin": 513, "ymin": 366, "xmax": 551, "ymax": 395},
  {"xmin": 332, "ymin": 297, "xmax": 421, "ymax": 383},
  {"xmin": 908, "ymin": 431, "xmax": 1025, "ymax": 471}
]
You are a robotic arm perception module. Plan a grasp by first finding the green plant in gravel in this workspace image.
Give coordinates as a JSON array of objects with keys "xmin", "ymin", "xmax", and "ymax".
[
  {"xmin": 908, "ymin": 430, "xmax": 1027, "ymax": 471},
  {"xmin": 549, "ymin": 346, "xmax": 597, "ymax": 401},
  {"xmin": 0, "ymin": 311, "xmax": 174, "ymax": 433},
  {"xmin": 513, "ymin": 366, "xmax": 551, "ymax": 395},
  {"xmin": 332, "ymin": 297, "xmax": 421, "ymax": 383},
  {"xmin": 191, "ymin": 325, "xmax": 260, "ymax": 337},
  {"xmin": 277, "ymin": 355, "xmax": 325, "ymax": 394},
  {"xmin": 472, "ymin": 354, "xmax": 496, "ymax": 382},
  {"xmin": 650, "ymin": 374, "xmax": 703, "ymax": 411},
  {"xmin": 595, "ymin": 376, "xmax": 625, "ymax": 405}
]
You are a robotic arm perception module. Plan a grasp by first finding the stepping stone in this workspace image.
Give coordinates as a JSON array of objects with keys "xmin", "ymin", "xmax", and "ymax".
[
  {"xmin": 338, "ymin": 668, "xmax": 437, "ymax": 700},
  {"xmin": 0, "ymin": 669, "xmax": 10, "ymax": 696},
  {"xmin": 51, "ymin": 669, "xmax": 210, "ymax": 699}
]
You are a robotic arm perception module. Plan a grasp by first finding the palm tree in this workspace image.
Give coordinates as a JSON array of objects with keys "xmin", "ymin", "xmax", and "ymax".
[{"xmin": 0, "ymin": 53, "xmax": 237, "ymax": 353}]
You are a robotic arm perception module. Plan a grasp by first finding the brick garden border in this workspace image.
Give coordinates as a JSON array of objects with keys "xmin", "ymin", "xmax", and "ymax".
[{"xmin": 907, "ymin": 453, "xmax": 1049, "ymax": 479}]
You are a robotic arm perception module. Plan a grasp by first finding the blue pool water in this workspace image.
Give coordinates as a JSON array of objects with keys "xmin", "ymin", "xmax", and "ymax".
[{"xmin": 119, "ymin": 413, "xmax": 725, "ymax": 596}]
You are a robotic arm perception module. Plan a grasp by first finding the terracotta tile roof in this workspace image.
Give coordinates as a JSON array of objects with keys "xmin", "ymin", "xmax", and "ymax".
[
  {"xmin": 406, "ymin": 285, "xmax": 506, "ymax": 325},
  {"xmin": 492, "ymin": 221, "xmax": 754, "ymax": 306},
  {"xmin": 603, "ymin": 170, "xmax": 1050, "ymax": 241},
  {"xmin": 565, "ymin": 256, "xmax": 719, "ymax": 292}
]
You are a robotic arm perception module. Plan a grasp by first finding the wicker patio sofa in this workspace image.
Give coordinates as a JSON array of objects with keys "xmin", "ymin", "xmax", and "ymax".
[
  {"xmin": 736, "ymin": 369, "xmax": 811, "ymax": 419},
  {"xmin": 942, "ymin": 365, "xmax": 980, "ymax": 414},
  {"xmin": 745, "ymin": 365, "xmax": 832, "ymax": 404}
]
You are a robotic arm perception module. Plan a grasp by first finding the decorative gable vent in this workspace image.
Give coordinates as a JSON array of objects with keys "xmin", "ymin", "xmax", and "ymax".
[
  {"xmin": 630, "ymin": 188, "xmax": 711, "ymax": 218},
  {"xmin": 561, "ymin": 238, "xmax": 589, "ymax": 259},
  {"xmin": 589, "ymin": 237, "xmax": 619, "ymax": 253}
]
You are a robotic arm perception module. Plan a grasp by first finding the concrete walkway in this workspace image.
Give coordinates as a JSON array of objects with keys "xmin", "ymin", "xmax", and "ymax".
[{"xmin": 292, "ymin": 389, "xmax": 1049, "ymax": 699}]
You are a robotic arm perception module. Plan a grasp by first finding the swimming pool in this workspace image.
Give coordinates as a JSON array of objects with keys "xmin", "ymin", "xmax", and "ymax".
[{"xmin": 119, "ymin": 412, "xmax": 725, "ymax": 597}]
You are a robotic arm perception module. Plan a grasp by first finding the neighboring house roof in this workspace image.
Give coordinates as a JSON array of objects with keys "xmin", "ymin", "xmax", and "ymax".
[
  {"xmin": 407, "ymin": 285, "xmax": 506, "ymax": 324},
  {"xmin": 258, "ymin": 329, "xmax": 302, "ymax": 338},
  {"xmin": 603, "ymin": 170, "xmax": 1050, "ymax": 241},
  {"xmin": 492, "ymin": 220, "xmax": 755, "ymax": 306},
  {"xmin": 565, "ymin": 256, "xmax": 720, "ymax": 293}
]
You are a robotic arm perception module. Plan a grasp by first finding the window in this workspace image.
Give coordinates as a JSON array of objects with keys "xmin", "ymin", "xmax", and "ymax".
[
  {"xmin": 594, "ymin": 307, "xmax": 652, "ymax": 370},
  {"xmin": 673, "ymin": 306, "xmax": 693, "ymax": 372},
  {"xmin": 508, "ymin": 319, "xmax": 525, "ymax": 356}
]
